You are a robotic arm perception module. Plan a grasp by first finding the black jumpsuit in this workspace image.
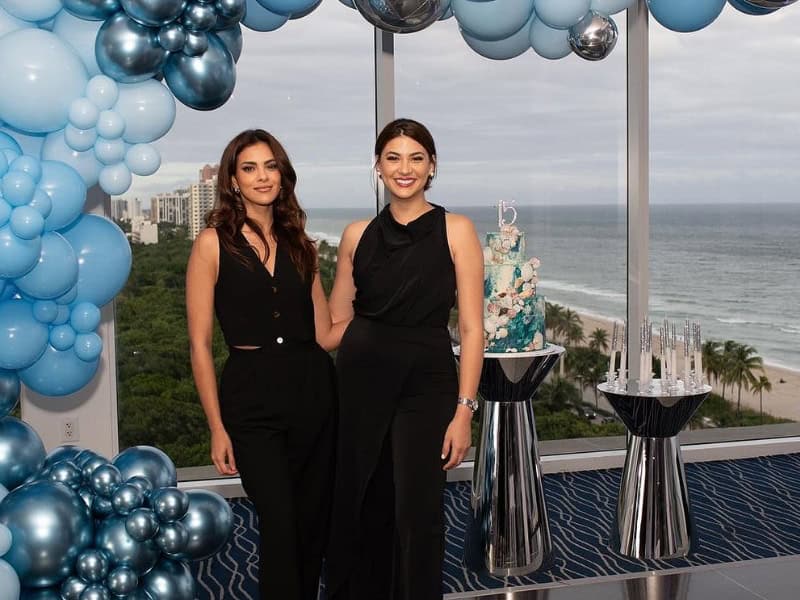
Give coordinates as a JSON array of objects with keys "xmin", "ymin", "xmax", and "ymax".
[
  {"xmin": 328, "ymin": 204, "xmax": 458, "ymax": 600},
  {"xmin": 214, "ymin": 231, "xmax": 335, "ymax": 600}
]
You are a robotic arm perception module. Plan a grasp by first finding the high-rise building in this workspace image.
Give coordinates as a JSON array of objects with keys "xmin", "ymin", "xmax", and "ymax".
[
  {"xmin": 111, "ymin": 198, "xmax": 128, "ymax": 221},
  {"xmin": 199, "ymin": 164, "xmax": 219, "ymax": 184},
  {"xmin": 189, "ymin": 171, "xmax": 218, "ymax": 240},
  {"xmin": 151, "ymin": 189, "xmax": 190, "ymax": 226},
  {"xmin": 130, "ymin": 217, "xmax": 158, "ymax": 245}
]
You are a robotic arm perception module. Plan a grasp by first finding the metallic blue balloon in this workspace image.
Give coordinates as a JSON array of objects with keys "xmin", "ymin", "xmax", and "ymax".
[
  {"xmin": 157, "ymin": 23, "xmax": 187, "ymax": 51},
  {"xmin": 168, "ymin": 489, "xmax": 232, "ymax": 561},
  {"xmin": 182, "ymin": 31, "xmax": 209, "ymax": 56},
  {"xmin": 151, "ymin": 487, "xmax": 189, "ymax": 523},
  {"xmin": 120, "ymin": 0, "xmax": 187, "ymax": 27},
  {"xmin": 82, "ymin": 456, "xmax": 111, "ymax": 483},
  {"xmin": 125, "ymin": 507, "xmax": 160, "ymax": 542},
  {"xmin": 75, "ymin": 548, "xmax": 110, "ymax": 582},
  {"xmin": 181, "ymin": 2, "xmax": 217, "ymax": 31},
  {"xmin": 79, "ymin": 584, "xmax": 111, "ymax": 600},
  {"xmin": 214, "ymin": 0, "xmax": 246, "ymax": 28},
  {"xmin": 60, "ymin": 576, "xmax": 88, "ymax": 600},
  {"xmin": 112, "ymin": 482, "xmax": 146, "ymax": 515},
  {"xmin": 92, "ymin": 494, "xmax": 115, "ymax": 518},
  {"xmin": 78, "ymin": 485, "xmax": 95, "ymax": 509},
  {"xmin": 155, "ymin": 521, "xmax": 189, "ymax": 554},
  {"xmin": 0, "ymin": 481, "xmax": 93, "ymax": 587},
  {"xmin": 163, "ymin": 33, "xmax": 236, "ymax": 110},
  {"xmin": 113, "ymin": 447, "xmax": 177, "ymax": 494},
  {"xmin": 215, "ymin": 24, "xmax": 242, "ymax": 62},
  {"xmin": 126, "ymin": 475, "xmax": 154, "ymax": 496},
  {"xmin": 107, "ymin": 565, "xmax": 138, "ymax": 595},
  {"xmin": 96, "ymin": 13, "xmax": 169, "ymax": 83},
  {"xmin": 91, "ymin": 463, "xmax": 123, "ymax": 498},
  {"xmin": 44, "ymin": 445, "xmax": 82, "ymax": 469},
  {"xmin": 0, "ymin": 369, "xmax": 19, "ymax": 418},
  {"xmin": 95, "ymin": 516, "xmax": 160, "ymax": 575},
  {"xmin": 62, "ymin": 0, "xmax": 122, "ymax": 20},
  {"xmin": 141, "ymin": 559, "xmax": 195, "ymax": 600},
  {"xmin": 0, "ymin": 417, "xmax": 45, "ymax": 490},
  {"xmin": 48, "ymin": 460, "xmax": 83, "ymax": 490}
]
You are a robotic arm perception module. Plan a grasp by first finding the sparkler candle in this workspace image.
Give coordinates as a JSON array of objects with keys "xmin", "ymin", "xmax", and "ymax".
[
  {"xmin": 670, "ymin": 324, "xmax": 677, "ymax": 387},
  {"xmin": 608, "ymin": 321, "xmax": 619, "ymax": 383},
  {"xmin": 694, "ymin": 322, "xmax": 703, "ymax": 386},
  {"xmin": 684, "ymin": 319, "xmax": 691, "ymax": 384},
  {"xmin": 659, "ymin": 327, "xmax": 667, "ymax": 381},
  {"xmin": 618, "ymin": 321, "xmax": 627, "ymax": 388}
]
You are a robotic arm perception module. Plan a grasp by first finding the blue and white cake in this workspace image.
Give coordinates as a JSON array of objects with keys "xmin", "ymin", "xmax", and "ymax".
[{"xmin": 483, "ymin": 224, "xmax": 546, "ymax": 353}]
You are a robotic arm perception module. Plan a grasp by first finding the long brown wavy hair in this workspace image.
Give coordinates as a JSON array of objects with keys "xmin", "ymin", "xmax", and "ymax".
[{"xmin": 206, "ymin": 129, "xmax": 317, "ymax": 281}]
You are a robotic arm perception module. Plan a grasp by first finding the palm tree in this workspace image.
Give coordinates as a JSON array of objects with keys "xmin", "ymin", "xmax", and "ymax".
[
  {"xmin": 588, "ymin": 328, "xmax": 609, "ymax": 353},
  {"xmin": 701, "ymin": 340, "xmax": 722, "ymax": 387},
  {"xmin": 563, "ymin": 309, "xmax": 584, "ymax": 347},
  {"xmin": 725, "ymin": 343, "xmax": 763, "ymax": 417},
  {"xmin": 751, "ymin": 374, "xmax": 772, "ymax": 424},
  {"xmin": 719, "ymin": 340, "xmax": 739, "ymax": 401},
  {"xmin": 545, "ymin": 302, "xmax": 564, "ymax": 344}
]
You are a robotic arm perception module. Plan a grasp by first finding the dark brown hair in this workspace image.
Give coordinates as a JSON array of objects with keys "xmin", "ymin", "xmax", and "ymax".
[
  {"xmin": 374, "ymin": 118, "xmax": 437, "ymax": 190},
  {"xmin": 206, "ymin": 129, "xmax": 316, "ymax": 281}
]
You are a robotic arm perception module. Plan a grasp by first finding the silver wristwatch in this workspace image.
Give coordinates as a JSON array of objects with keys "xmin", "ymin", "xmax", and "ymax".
[{"xmin": 457, "ymin": 397, "xmax": 479, "ymax": 412}]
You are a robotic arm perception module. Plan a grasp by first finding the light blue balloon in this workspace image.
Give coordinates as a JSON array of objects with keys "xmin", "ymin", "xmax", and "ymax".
[
  {"xmin": 70, "ymin": 302, "xmax": 101, "ymax": 333},
  {"xmin": 60, "ymin": 214, "xmax": 132, "ymax": 306},
  {"xmin": 0, "ymin": 225, "xmax": 41, "ymax": 279},
  {"xmin": 727, "ymin": 0, "xmax": 777, "ymax": 14},
  {"xmin": 56, "ymin": 284, "xmax": 78, "ymax": 306},
  {"xmin": 74, "ymin": 332, "xmax": 103, "ymax": 362},
  {"xmin": 242, "ymin": 0, "xmax": 289, "ymax": 31},
  {"xmin": 0, "ymin": 479, "xmax": 92, "ymax": 587},
  {"xmin": 53, "ymin": 9, "xmax": 104, "ymax": 76},
  {"xmin": 0, "ymin": 4, "xmax": 32, "ymax": 37},
  {"xmin": 462, "ymin": 13, "xmax": 534, "ymax": 59},
  {"xmin": 256, "ymin": 0, "xmax": 319, "ymax": 16},
  {"xmin": 38, "ymin": 160, "xmax": 87, "ymax": 232},
  {"xmin": 163, "ymin": 31, "xmax": 237, "ymax": 110},
  {"xmin": 646, "ymin": 0, "xmax": 726, "ymax": 32},
  {"xmin": 287, "ymin": 0, "xmax": 322, "ymax": 19},
  {"xmin": 53, "ymin": 304, "xmax": 71, "ymax": 324},
  {"xmin": 534, "ymin": 0, "xmax": 590, "ymax": 29},
  {"xmin": 0, "ymin": 559, "xmax": 20, "ymax": 600},
  {"xmin": 591, "ymin": 0, "xmax": 634, "ymax": 15},
  {"xmin": 0, "ymin": 0, "xmax": 62, "ymax": 22},
  {"xmin": 0, "ymin": 523, "xmax": 11, "ymax": 556},
  {"xmin": 0, "ymin": 29, "xmax": 89, "ymax": 134},
  {"xmin": 69, "ymin": 98, "xmax": 100, "ymax": 130},
  {"xmin": 29, "ymin": 189, "xmax": 53, "ymax": 220},
  {"xmin": 0, "ymin": 416, "xmax": 46, "ymax": 490},
  {"xmin": 96, "ymin": 12, "xmax": 169, "ymax": 83},
  {"xmin": 65, "ymin": 125, "xmax": 98, "ymax": 153},
  {"xmin": 1, "ymin": 170, "xmax": 35, "ymax": 206},
  {"xmin": 32, "ymin": 300, "xmax": 59, "ymax": 323},
  {"xmin": 453, "ymin": 0, "xmax": 535, "ymax": 42},
  {"xmin": 9, "ymin": 155, "xmax": 42, "ymax": 183},
  {"xmin": 96, "ymin": 110, "xmax": 126, "ymax": 139},
  {"xmin": 19, "ymin": 344, "xmax": 100, "ymax": 396},
  {"xmin": 41, "ymin": 131, "xmax": 102, "ymax": 189},
  {"xmin": 0, "ymin": 370, "xmax": 19, "ymax": 418},
  {"xmin": 14, "ymin": 232, "xmax": 79, "ymax": 299},
  {"xmin": 141, "ymin": 559, "xmax": 195, "ymax": 600},
  {"xmin": 0, "ymin": 128, "xmax": 45, "ymax": 158},
  {"xmin": 99, "ymin": 163, "xmax": 133, "ymax": 195},
  {"xmin": 0, "ymin": 133, "xmax": 21, "ymax": 155},
  {"xmin": 125, "ymin": 144, "xmax": 160, "ymax": 176},
  {"xmin": 10, "ymin": 206, "xmax": 43, "ymax": 240},
  {"xmin": 86, "ymin": 75, "xmax": 120, "ymax": 111},
  {"xmin": 113, "ymin": 446, "xmax": 177, "ymax": 489},
  {"xmin": 95, "ymin": 137, "xmax": 127, "ymax": 165},
  {"xmin": 0, "ymin": 201, "xmax": 9, "ymax": 227},
  {"xmin": 114, "ymin": 80, "xmax": 176, "ymax": 144},
  {"xmin": 50, "ymin": 324, "xmax": 77, "ymax": 350},
  {"xmin": 0, "ymin": 299, "xmax": 48, "ymax": 369},
  {"xmin": 95, "ymin": 515, "xmax": 160, "ymax": 576}
]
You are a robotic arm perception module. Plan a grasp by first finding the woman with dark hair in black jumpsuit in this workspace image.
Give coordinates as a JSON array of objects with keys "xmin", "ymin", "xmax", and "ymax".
[{"xmin": 327, "ymin": 119, "xmax": 485, "ymax": 600}]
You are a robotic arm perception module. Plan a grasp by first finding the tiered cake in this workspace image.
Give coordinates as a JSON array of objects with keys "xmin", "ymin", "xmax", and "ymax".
[{"xmin": 483, "ymin": 219, "xmax": 546, "ymax": 353}]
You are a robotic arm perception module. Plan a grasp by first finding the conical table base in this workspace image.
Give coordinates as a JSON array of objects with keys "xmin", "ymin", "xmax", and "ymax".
[
  {"xmin": 460, "ymin": 344, "xmax": 564, "ymax": 576},
  {"xmin": 599, "ymin": 381, "xmax": 711, "ymax": 560}
]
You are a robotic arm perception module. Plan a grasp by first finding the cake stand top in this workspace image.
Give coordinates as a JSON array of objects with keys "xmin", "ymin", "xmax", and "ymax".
[{"xmin": 453, "ymin": 343, "xmax": 565, "ymax": 359}]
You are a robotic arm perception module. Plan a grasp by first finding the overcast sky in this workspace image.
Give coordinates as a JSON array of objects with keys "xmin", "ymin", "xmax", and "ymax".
[{"xmin": 123, "ymin": 2, "xmax": 800, "ymax": 208}]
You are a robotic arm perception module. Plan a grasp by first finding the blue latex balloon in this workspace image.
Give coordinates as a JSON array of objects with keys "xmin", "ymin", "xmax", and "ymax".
[
  {"xmin": 646, "ymin": 0, "xmax": 726, "ymax": 32},
  {"xmin": 71, "ymin": 302, "xmax": 101, "ymax": 333},
  {"xmin": 164, "ymin": 30, "xmax": 237, "ymax": 110},
  {"xmin": 62, "ymin": 0, "xmax": 122, "ymax": 20},
  {"xmin": 125, "ymin": 143, "xmax": 161, "ymax": 176},
  {"xmin": 242, "ymin": 0, "xmax": 289, "ymax": 31},
  {"xmin": 0, "ymin": 480, "xmax": 92, "ymax": 587},
  {"xmin": 14, "ymin": 232, "xmax": 79, "ymax": 300},
  {"xmin": 256, "ymin": 0, "xmax": 319, "ymax": 16},
  {"xmin": 0, "ymin": 200, "xmax": 10, "ymax": 227},
  {"xmin": 38, "ymin": 160, "xmax": 88, "ymax": 232},
  {"xmin": 727, "ymin": 0, "xmax": 778, "ymax": 14},
  {"xmin": 0, "ymin": 299, "xmax": 49, "ymax": 369},
  {"xmin": 534, "ymin": 0, "xmax": 590, "ymax": 29},
  {"xmin": 1, "ymin": 170, "xmax": 35, "ymax": 206},
  {"xmin": 99, "ymin": 162, "xmax": 133, "ymax": 195},
  {"xmin": 50, "ymin": 323, "xmax": 77, "ymax": 350},
  {"xmin": 0, "ymin": 133, "xmax": 22, "ymax": 155},
  {"xmin": 28, "ymin": 189, "xmax": 53, "ymax": 220},
  {"xmin": 462, "ymin": 13, "xmax": 534, "ymax": 59},
  {"xmin": 590, "ymin": 0, "xmax": 634, "ymax": 14},
  {"xmin": 10, "ymin": 206, "xmax": 44, "ymax": 240},
  {"xmin": 0, "ymin": 559, "xmax": 20, "ymax": 600},
  {"xmin": 114, "ymin": 79, "xmax": 177, "ymax": 144},
  {"xmin": 32, "ymin": 300, "xmax": 59, "ymax": 323},
  {"xmin": 96, "ymin": 110, "xmax": 126, "ymax": 139},
  {"xmin": 69, "ymin": 99, "xmax": 100, "ymax": 130},
  {"xmin": 96, "ymin": 12, "xmax": 169, "ymax": 83},
  {"xmin": 0, "ymin": 29, "xmax": 89, "ymax": 134},
  {"xmin": 86, "ymin": 75, "xmax": 120, "ymax": 111},
  {"xmin": 56, "ymin": 284, "xmax": 78, "ymax": 306},
  {"xmin": 19, "ymin": 344, "xmax": 100, "ymax": 396},
  {"xmin": 41, "ymin": 131, "xmax": 102, "ymax": 189},
  {"xmin": 0, "ymin": 0, "xmax": 62, "ymax": 22},
  {"xmin": 0, "ymin": 5, "xmax": 32, "ymax": 37},
  {"xmin": 59, "ymin": 215, "xmax": 132, "ymax": 307},
  {"xmin": 53, "ymin": 304, "xmax": 71, "ymax": 324},
  {"xmin": 95, "ymin": 137, "xmax": 127, "ymax": 165},
  {"xmin": 0, "ymin": 224, "xmax": 41, "ymax": 278},
  {"xmin": 453, "ymin": 0, "xmax": 535, "ymax": 41},
  {"xmin": 9, "ymin": 155, "xmax": 42, "ymax": 183},
  {"xmin": 74, "ymin": 332, "xmax": 103, "ymax": 362},
  {"xmin": 113, "ymin": 446, "xmax": 177, "ymax": 489},
  {"xmin": 141, "ymin": 559, "xmax": 196, "ymax": 600},
  {"xmin": 95, "ymin": 515, "xmax": 160, "ymax": 576},
  {"xmin": 53, "ymin": 9, "xmax": 104, "ymax": 76},
  {"xmin": 0, "ymin": 417, "xmax": 46, "ymax": 490},
  {"xmin": 65, "ymin": 125, "xmax": 99, "ymax": 153},
  {"xmin": 0, "ymin": 370, "xmax": 20, "ymax": 418},
  {"xmin": 168, "ymin": 489, "xmax": 233, "ymax": 561},
  {"xmin": 530, "ymin": 19, "xmax": 572, "ymax": 60}
]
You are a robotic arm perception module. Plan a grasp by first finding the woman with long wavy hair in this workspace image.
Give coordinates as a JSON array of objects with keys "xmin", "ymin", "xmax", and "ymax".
[{"xmin": 186, "ymin": 129, "xmax": 344, "ymax": 599}]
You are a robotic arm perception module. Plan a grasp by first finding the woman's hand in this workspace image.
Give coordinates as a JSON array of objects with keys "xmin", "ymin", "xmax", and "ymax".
[
  {"xmin": 441, "ymin": 406, "xmax": 473, "ymax": 470},
  {"xmin": 210, "ymin": 427, "xmax": 238, "ymax": 476}
]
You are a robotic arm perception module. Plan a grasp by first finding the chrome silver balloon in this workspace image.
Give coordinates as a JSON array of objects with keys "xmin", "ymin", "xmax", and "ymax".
[
  {"xmin": 183, "ymin": 31, "xmax": 209, "ymax": 56},
  {"xmin": 163, "ymin": 33, "xmax": 236, "ymax": 110},
  {"xmin": 0, "ymin": 417, "xmax": 46, "ymax": 491},
  {"xmin": 155, "ymin": 521, "xmax": 189, "ymax": 554},
  {"xmin": 48, "ymin": 460, "xmax": 83, "ymax": 490},
  {"xmin": 112, "ymin": 482, "xmax": 146, "ymax": 515},
  {"xmin": 120, "ymin": 0, "xmax": 188, "ymax": 27},
  {"xmin": 167, "ymin": 489, "xmax": 233, "ymax": 561},
  {"xmin": 60, "ymin": 576, "xmax": 88, "ymax": 600},
  {"xmin": 62, "ymin": 0, "xmax": 122, "ymax": 20},
  {"xmin": 95, "ymin": 515, "xmax": 160, "ymax": 576},
  {"xmin": 568, "ymin": 10, "xmax": 618, "ymax": 62},
  {"xmin": 113, "ymin": 446, "xmax": 177, "ymax": 490},
  {"xmin": 0, "ymin": 370, "xmax": 20, "ymax": 418},
  {"xmin": 76, "ymin": 548, "xmax": 110, "ymax": 582},
  {"xmin": 96, "ymin": 13, "xmax": 169, "ymax": 84},
  {"xmin": 125, "ymin": 507, "xmax": 160, "ymax": 542},
  {"xmin": 0, "ymin": 481, "xmax": 93, "ymax": 587},
  {"xmin": 353, "ymin": 0, "xmax": 448, "ymax": 33},
  {"xmin": 91, "ymin": 463, "xmax": 123, "ymax": 497},
  {"xmin": 214, "ymin": 0, "xmax": 246, "ymax": 28},
  {"xmin": 142, "ymin": 559, "xmax": 196, "ymax": 600},
  {"xmin": 181, "ymin": 2, "xmax": 217, "ymax": 31},
  {"xmin": 215, "ymin": 24, "xmax": 242, "ymax": 62},
  {"xmin": 107, "ymin": 565, "xmax": 138, "ymax": 596},
  {"xmin": 158, "ymin": 23, "xmax": 188, "ymax": 52},
  {"xmin": 151, "ymin": 487, "xmax": 190, "ymax": 523},
  {"xmin": 79, "ymin": 584, "xmax": 111, "ymax": 600}
]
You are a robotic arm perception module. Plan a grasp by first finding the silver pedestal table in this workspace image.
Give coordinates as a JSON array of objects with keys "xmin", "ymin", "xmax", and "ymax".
[
  {"xmin": 459, "ymin": 344, "xmax": 564, "ymax": 576},
  {"xmin": 598, "ymin": 380, "xmax": 711, "ymax": 559}
]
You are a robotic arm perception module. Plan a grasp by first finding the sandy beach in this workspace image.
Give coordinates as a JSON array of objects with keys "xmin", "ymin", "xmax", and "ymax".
[{"xmin": 574, "ymin": 313, "xmax": 800, "ymax": 423}]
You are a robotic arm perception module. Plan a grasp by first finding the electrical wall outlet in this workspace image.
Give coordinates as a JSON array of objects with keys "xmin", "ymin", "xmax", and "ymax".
[{"xmin": 62, "ymin": 417, "xmax": 79, "ymax": 442}]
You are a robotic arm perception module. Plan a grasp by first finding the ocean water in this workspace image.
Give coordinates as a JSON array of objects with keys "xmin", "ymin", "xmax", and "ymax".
[{"xmin": 307, "ymin": 203, "xmax": 800, "ymax": 371}]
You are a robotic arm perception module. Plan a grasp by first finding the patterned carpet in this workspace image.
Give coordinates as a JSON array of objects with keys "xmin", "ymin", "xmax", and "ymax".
[{"xmin": 191, "ymin": 453, "xmax": 800, "ymax": 598}]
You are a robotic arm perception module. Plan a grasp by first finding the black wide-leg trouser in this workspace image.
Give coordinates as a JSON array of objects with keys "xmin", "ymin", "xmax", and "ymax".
[{"xmin": 220, "ymin": 343, "xmax": 336, "ymax": 600}]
